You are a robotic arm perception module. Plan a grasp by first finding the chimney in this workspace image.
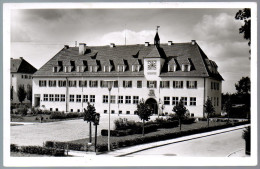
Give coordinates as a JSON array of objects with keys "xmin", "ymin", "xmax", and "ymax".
[
  {"xmin": 191, "ymin": 40, "xmax": 196, "ymax": 45},
  {"xmin": 110, "ymin": 43, "xmax": 115, "ymax": 48},
  {"xmin": 168, "ymin": 41, "xmax": 172, "ymax": 46},
  {"xmin": 145, "ymin": 42, "xmax": 150, "ymax": 46},
  {"xmin": 79, "ymin": 43, "xmax": 86, "ymax": 55},
  {"xmin": 64, "ymin": 45, "xmax": 69, "ymax": 49}
]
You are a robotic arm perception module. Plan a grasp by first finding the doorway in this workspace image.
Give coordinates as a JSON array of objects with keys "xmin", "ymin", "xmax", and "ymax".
[{"xmin": 145, "ymin": 98, "xmax": 158, "ymax": 115}]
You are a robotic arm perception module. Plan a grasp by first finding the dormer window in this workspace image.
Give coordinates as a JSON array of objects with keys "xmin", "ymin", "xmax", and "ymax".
[
  {"xmin": 81, "ymin": 66, "xmax": 86, "ymax": 72},
  {"xmin": 89, "ymin": 66, "xmax": 93, "ymax": 72},
  {"xmin": 64, "ymin": 66, "xmax": 67, "ymax": 72},
  {"xmin": 132, "ymin": 65, "xmax": 140, "ymax": 72},
  {"xmin": 168, "ymin": 64, "xmax": 177, "ymax": 72},
  {"xmin": 182, "ymin": 64, "xmax": 191, "ymax": 72},
  {"xmin": 53, "ymin": 67, "xmax": 58, "ymax": 72},
  {"xmin": 76, "ymin": 66, "xmax": 80, "ymax": 72},
  {"xmin": 117, "ymin": 65, "xmax": 125, "ymax": 72},
  {"xmin": 104, "ymin": 66, "xmax": 111, "ymax": 72}
]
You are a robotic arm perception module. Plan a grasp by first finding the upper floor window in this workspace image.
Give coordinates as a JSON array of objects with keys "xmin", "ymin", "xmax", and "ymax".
[
  {"xmin": 181, "ymin": 97, "xmax": 188, "ymax": 106},
  {"xmin": 55, "ymin": 94, "xmax": 60, "ymax": 102},
  {"xmin": 58, "ymin": 80, "xmax": 66, "ymax": 87},
  {"xmin": 190, "ymin": 97, "xmax": 196, "ymax": 106},
  {"xmin": 172, "ymin": 97, "xmax": 179, "ymax": 105},
  {"xmin": 137, "ymin": 81, "xmax": 142, "ymax": 88},
  {"xmin": 39, "ymin": 80, "xmax": 47, "ymax": 87},
  {"xmin": 103, "ymin": 95, "xmax": 108, "ymax": 103},
  {"xmin": 164, "ymin": 97, "xmax": 170, "ymax": 105},
  {"xmin": 118, "ymin": 96, "xmax": 123, "ymax": 104},
  {"xmin": 173, "ymin": 81, "xmax": 183, "ymax": 88},
  {"xmin": 53, "ymin": 67, "xmax": 58, "ymax": 72},
  {"xmin": 79, "ymin": 80, "xmax": 87, "ymax": 87},
  {"xmin": 133, "ymin": 96, "xmax": 139, "ymax": 104},
  {"xmin": 113, "ymin": 81, "xmax": 118, "ymax": 88},
  {"xmin": 69, "ymin": 95, "xmax": 75, "ymax": 102},
  {"xmin": 110, "ymin": 95, "xmax": 116, "ymax": 104},
  {"xmin": 60, "ymin": 94, "xmax": 65, "ymax": 102},
  {"xmin": 83, "ymin": 95, "xmax": 88, "ymax": 102},
  {"xmin": 160, "ymin": 81, "xmax": 170, "ymax": 88},
  {"xmin": 49, "ymin": 94, "xmax": 54, "ymax": 101},
  {"xmin": 76, "ymin": 95, "xmax": 81, "ymax": 102},
  {"xmin": 90, "ymin": 95, "xmax": 95, "ymax": 103},
  {"xmin": 49, "ymin": 80, "xmax": 56, "ymax": 87},
  {"xmin": 147, "ymin": 81, "xmax": 157, "ymax": 88},
  {"xmin": 89, "ymin": 80, "xmax": 98, "ymax": 88},
  {"xmin": 187, "ymin": 81, "xmax": 197, "ymax": 89},
  {"xmin": 103, "ymin": 66, "xmax": 111, "ymax": 72},
  {"xmin": 43, "ymin": 94, "xmax": 48, "ymax": 101},
  {"xmin": 68, "ymin": 80, "xmax": 77, "ymax": 87},
  {"xmin": 123, "ymin": 81, "xmax": 132, "ymax": 88},
  {"xmin": 125, "ymin": 96, "xmax": 131, "ymax": 104}
]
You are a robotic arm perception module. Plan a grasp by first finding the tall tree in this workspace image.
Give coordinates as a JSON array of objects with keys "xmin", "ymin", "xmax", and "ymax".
[
  {"xmin": 10, "ymin": 86, "xmax": 13, "ymax": 101},
  {"xmin": 235, "ymin": 8, "xmax": 251, "ymax": 54},
  {"xmin": 136, "ymin": 98, "xmax": 153, "ymax": 136},
  {"xmin": 235, "ymin": 76, "xmax": 251, "ymax": 95},
  {"xmin": 17, "ymin": 85, "xmax": 27, "ymax": 104},
  {"xmin": 84, "ymin": 102, "xmax": 96, "ymax": 143},
  {"xmin": 204, "ymin": 97, "xmax": 215, "ymax": 127},
  {"xmin": 172, "ymin": 99, "xmax": 187, "ymax": 130},
  {"xmin": 224, "ymin": 97, "xmax": 232, "ymax": 122},
  {"xmin": 26, "ymin": 85, "xmax": 32, "ymax": 103}
]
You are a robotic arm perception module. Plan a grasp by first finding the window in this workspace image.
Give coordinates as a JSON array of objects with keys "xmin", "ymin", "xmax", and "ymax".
[
  {"xmin": 21, "ymin": 75, "xmax": 24, "ymax": 79},
  {"xmin": 50, "ymin": 108, "xmax": 52, "ymax": 111},
  {"xmin": 56, "ymin": 108, "xmax": 58, "ymax": 111},
  {"xmin": 173, "ymin": 81, "xmax": 183, "ymax": 88},
  {"xmin": 118, "ymin": 65, "xmax": 124, "ymax": 72},
  {"xmin": 79, "ymin": 80, "xmax": 87, "ymax": 87},
  {"xmin": 24, "ymin": 75, "xmax": 28, "ymax": 79},
  {"xmin": 83, "ymin": 95, "xmax": 88, "ymax": 102},
  {"xmin": 90, "ymin": 95, "xmax": 95, "ymax": 103},
  {"xmin": 134, "ymin": 111, "xmax": 138, "ymax": 115},
  {"xmin": 60, "ymin": 94, "xmax": 65, "ymax": 102},
  {"xmin": 68, "ymin": 80, "xmax": 77, "ymax": 87},
  {"xmin": 126, "ymin": 111, "xmax": 130, "ymax": 114},
  {"xmin": 160, "ymin": 81, "xmax": 170, "ymax": 88},
  {"xmin": 100, "ymin": 81, "xmax": 108, "ymax": 88},
  {"xmin": 123, "ymin": 81, "xmax": 132, "ymax": 88},
  {"xmin": 172, "ymin": 97, "xmax": 179, "ymax": 105},
  {"xmin": 147, "ymin": 81, "xmax": 157, "ymax": 88},
  {"xmin": 133, "ymin": 96, "xmax": 139, "ymax": 104},
  {"xmin": 183, "ymin": 64, "xmax": 189, "ymax": 72},
  {"xmin": 119, "ymin": 110, "xmax": 122, "ymax": 114},
  {"xmin": 132, "ymin": 65, "xmax": 140, "ymax": 72},
  {"xmin": 103, "ymin": 95, "xmax": 108, "ymax": 103},
  {"xmin": 71, "ymin": 109, "xmax": 73, "ymax": 112},
  {"xmin": 118, "ymin": 96, "xmax": 123, "ymax": 104},
  {"xmin": 181, "ymin": 97, "xmax": 187, "ymax": 105},
  {"xmin": 111, "ymin": 110, "xmax": 115, "ymax": 114},
  {"xmin": 104, "ymin": 110, "xmax": 107, "ymax": 114},
  {"xmin": 77, "ymin": 109, "xmax": 80, "ymax": 113},
  {"xmin": 49, "ymin": 80, "xmax": 56, "ymax": 87},
  {"xmin": 114, "ymin": 81, "xmax": 118, "ymax": 88},
  {"xmin": 125, "ymin": 96, "xmax": 131, "ymax": 104},
  {"xmin": 70, "ymin": 95, "xmax": 74, "ymax": 102},
  {"xmin": 214, "ymin": 97, "xmax": 216, "ymax": 106},
  {"xmin": 76, "ymin": 95, "xmax": 81, "ymax": 102},
  {"xmin": 216, "ymin": 83, "xmax": 219, "ymax": 90},
  {"xmin": 217, "ymin": 97, "xmax": 219, "ymax": 106},
  {"xmin": 187, "ymin": 81, "xmax": 197, "ymax": 89},
  {"xmin": 89, "ymin": 80, "xmax": 98, "ymax": 87},
  {"xmin": 164, "ymin": 97, "xmax": 170, "ymax": 105},
  {"xmin": 39, "ymin": 80, "xmax": 47, "ymax": 87},
  {"xmin": 55, "ymin": 94, "xmax": 59, "ymax": 102},
  {"xmin": 137, "ymin": 81, "xmax": 142, "ymax": 88},
  {"xmin": 190, "ymin": 97, "xmax": 196, "ymax": 106},
  {"xmin": 58, "ymin": 80, "xmax": 66, "ymax": 87},
  {"xmin": 49, "ymin": 94, "xmax": 54, "ymax": 101},
  {"xmin": 43, "ymin": 94, "xmax": 48, "ymax": 101},
  {"xmin": 110, "ymin": 95, "xmax": 116, "ymax": 104}
]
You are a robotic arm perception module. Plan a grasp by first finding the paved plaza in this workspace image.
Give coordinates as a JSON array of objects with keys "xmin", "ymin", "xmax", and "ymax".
[{"xmin": 11, "ymin": 114, "xmax": 157, "ymax": 146}]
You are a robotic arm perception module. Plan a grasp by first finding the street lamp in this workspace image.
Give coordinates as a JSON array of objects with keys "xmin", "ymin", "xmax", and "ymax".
[{"xmin": 105, "ymin": 80, "xmax": 114, "ymax": 151}]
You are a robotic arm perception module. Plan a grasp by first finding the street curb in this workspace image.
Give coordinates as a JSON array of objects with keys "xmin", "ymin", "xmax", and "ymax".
[{"xmin": 114, "ymin": 124, "xmax": 250, "ymax": 157}]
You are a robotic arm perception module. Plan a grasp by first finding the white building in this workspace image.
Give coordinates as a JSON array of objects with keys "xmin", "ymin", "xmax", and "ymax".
[
  {"xmin": 32, "ymin": 32, "xmax": 223, "ymax": 117},
  {"xmin": 11, "ymin": 57, "xmax": 37, "ymax": 104}
]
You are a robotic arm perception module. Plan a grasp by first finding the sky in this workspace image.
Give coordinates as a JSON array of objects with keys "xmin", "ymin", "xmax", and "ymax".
[{"xmin": 10, "ymin": 8, "xmax": 251, "ymax": 93}]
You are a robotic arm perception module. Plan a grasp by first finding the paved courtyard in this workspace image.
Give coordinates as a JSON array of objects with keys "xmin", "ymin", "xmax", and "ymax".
[{"xmin": 11, "ymin": 114, "xmax": 157, "ymax": 146}]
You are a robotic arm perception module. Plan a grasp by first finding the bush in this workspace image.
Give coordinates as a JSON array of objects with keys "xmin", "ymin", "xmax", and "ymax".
[
  {"xmin": 10, "ymin": 144, "xmax": 19, "ymax": 152},
  {"xmin": 50, "ymin": 111, "xmax": 66, "ymax": 119},
  {"xmin": 19, "ymin": 145, "xmax": 65, "ymax": 156},
  {"xmin": 44, "ymin": 141, "xmax": 88, "ymax": 151},
  {"xmin": 155, "ymin": 118, "xmax": 179, "ymax": 128}
]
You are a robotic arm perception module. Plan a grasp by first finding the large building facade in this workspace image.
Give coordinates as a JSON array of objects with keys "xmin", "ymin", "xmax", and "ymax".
[
  {"xmin": 11, "ymin": 57, "xmax": 37, "ymax": 104},
  {"xmin": 33, "ymin": 32, "xmax": 223, "ymax": 117}
]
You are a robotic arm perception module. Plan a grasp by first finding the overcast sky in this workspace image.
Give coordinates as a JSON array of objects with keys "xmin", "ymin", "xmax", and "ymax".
[{"xmin": 10, "ymin": 8, "xmax": 250, "ymax": 93}]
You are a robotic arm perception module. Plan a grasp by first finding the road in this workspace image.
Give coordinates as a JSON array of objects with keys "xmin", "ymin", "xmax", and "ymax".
[
  {"xmin": 125, "ymin": 127, "xmax": 246, "ymax": 157},
  {"xmin": 11, "ymin": 114, "xmax": 157, "ymax": 146}
]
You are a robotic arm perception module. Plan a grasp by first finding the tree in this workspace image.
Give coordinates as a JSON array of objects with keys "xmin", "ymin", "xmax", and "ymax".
[
  {"xmin": 17, "ymin": 85, "xmax": 27, "ymax": 104},
  {"xmin": 235, "ymin": 8, "xmax": 251, "ymax": 55},
  {"xmin": 26, "ymin": 85, "xmax": 32, "ymax": 103},
  {"xmin": 235, "ymin": 77, "xmax": 250, "ymax": 95},
  {"xmin": 224, "ymin": 97, "xmax": 232, "ymax": 123},
  {"xmin": 84, "ymin": 102, "xmax": 96, "ymax": 143},
  {"xmin": 172, "ymin": 99, "xmax": 187, "ymax": 130},
  {"xmin": 204, "ymin": 97, "xmax": 215, "ymax": 127},
  {"xmin": 136, "ymin": 99, "xmax": 153, "ymax": 136},
  {"xmin": 11, "ymin": 86, "xmax": 13, "ymax": 101}
]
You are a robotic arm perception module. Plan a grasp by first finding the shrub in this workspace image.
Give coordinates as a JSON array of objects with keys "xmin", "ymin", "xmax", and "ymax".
[
  {"xmin": 45, "ymin": 141, "xmax": 88, "ymax": 151},
  {"xmin": 19, "ymin": 146, "xmax": 65, "ymax": 156},
  {"xmin": 182, "ymin": 118, "xmax": 196, "ymax": 124},
  {"xmin": 10, "ymin": 144, "xmax": 19, "ymax": 152},
  {"xmin": 96, "ymin": 143, "xmax": 108, "ymax": 152},
  {"xmin": 50, "ymin": 111, "xmax": 66, "ymax": 119}
]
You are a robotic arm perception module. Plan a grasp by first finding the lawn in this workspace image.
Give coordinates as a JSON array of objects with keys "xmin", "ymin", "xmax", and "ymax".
[
  {"xmin": 11, "ymin": 114, "xmax": 83, "ymax": 123},
  {"xmin": 68, "ymin": 121, "xmax": 227, "ymax": 145}
]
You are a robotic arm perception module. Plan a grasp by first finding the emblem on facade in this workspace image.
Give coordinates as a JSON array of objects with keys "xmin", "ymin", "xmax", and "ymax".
[{"xmin": 148, "ymin": 89, "xmax": 155, "ymax": 96}]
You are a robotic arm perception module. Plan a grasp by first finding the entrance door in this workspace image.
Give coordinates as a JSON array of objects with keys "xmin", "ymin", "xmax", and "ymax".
[
  {"xmin": 145, "ymin": 98, "xmax": 158, "ymax": 115},
  {"xmin": 34, "ymin": 96, "xmax": 40, "ymax": 107}
]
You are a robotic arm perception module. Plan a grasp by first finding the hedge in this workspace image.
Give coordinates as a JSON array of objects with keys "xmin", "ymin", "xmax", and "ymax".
[
  {"xmin": 10, "ymin": 144, "xmax": 65, "ymax": 156},
  {"xmin": 44, "ymin": 141, "xmax": 88, "ymax": 151},
  {"xmin": 96, "ymin": 121, "xmax": 249, "ymax": 152}
]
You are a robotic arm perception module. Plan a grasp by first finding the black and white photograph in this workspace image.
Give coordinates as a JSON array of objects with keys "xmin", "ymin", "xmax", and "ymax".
[{"xmin": 3, "ymin": 2, "xmax": 257, "ymax": 167}]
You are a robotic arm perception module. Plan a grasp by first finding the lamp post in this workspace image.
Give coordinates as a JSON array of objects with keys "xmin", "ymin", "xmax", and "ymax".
[
  {"xmin": 106, "ymin": 80, "xmax": 113, "ymax": 151},
  {"xmin": 161, "ymin": 104, "xmax": 165, "ymax": 116}
]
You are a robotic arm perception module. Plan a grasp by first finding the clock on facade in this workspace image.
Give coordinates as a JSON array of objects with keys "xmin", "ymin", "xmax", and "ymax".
[{"xmin": 148, "ymin": 60, "xmax": 157, "ymax": 70}]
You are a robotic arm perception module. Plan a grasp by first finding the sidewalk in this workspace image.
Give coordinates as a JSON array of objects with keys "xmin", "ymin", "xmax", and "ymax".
[{"xmin": 66, "ymin": 124, "xmax": 250, "ymax": 157}]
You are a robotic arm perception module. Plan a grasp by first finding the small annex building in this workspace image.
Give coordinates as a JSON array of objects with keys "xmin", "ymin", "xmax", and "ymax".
[{"xmin": 32, "ymin": 31, "xmax": 223, "ymax": 117}]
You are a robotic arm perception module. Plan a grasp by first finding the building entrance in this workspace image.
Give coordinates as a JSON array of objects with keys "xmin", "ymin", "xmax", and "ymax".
[
  {"xmin": 34, "ymin": 95, "xmax": 40, "ymax": 107},
  {"xmin": 145, "ymin": 98, "xmax": 158, "ymax": 115}
]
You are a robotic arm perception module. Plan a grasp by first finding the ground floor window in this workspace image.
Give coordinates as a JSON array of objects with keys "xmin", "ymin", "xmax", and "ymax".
[
  {"xmin": 125, "ymin": 96, "xmax": 131, "ymax": 104},
  {"xmin": 181, "ymin": 97, "xmax": 188, "ymax": 105},
  {"xmin": 103, "ymin": 95, "xmax": 108, "ymax": 103},
  {"xmin": 118, "ymin": 96, "xmax": 123, "ymax": 104},
  {"xmin": 55, "ymin": 94, "xmax": 59, "ymax": 102},
  {"xmin": 60, "ymin": 94, "xmax": 65, "ymax": 102},
  {"xmin": 55, "ymin": 108, "xmax": 58, "ymax": 111},
  {"xmin": 110, "ymin": 95, "xmax": 116, "ymax": 104},
  {"xmin": 164, "ymin": 97, "xmax": 170, "ymax": 105},
  {"xmin": 76, "ymin": 95, "xmax": 81, "ymax": 102},
  {"xmin": 49, "ymin": 94, "xmax": 54, "ymax": 101},
  {"xmin": 90, "ymin": 95, "xmax": 95, "ymax": 103},
  {"xmin": 190, "ymin": 97, "xmax": 196, "ymax": 106},
  {"xmin": 70, "ymin": 95, "xmax": 74, "ymax": 102},
  {"xmin": 83, "ymin": 95, "xmax": 88, "ymax": 102},
  {"xmin": 126, "ymin": 111, "xmax": 130, "ymax": 114},
  {"xmin": 43, "ymin": 94, "xmax": 48, "ymax": 101},
  {"xmin": 172, "ymin": 97, "xmax": 178, "ymax": 105},
  {"xmin": 133, "ymin": 96, "xmax": 139, "ymax": 104}
]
